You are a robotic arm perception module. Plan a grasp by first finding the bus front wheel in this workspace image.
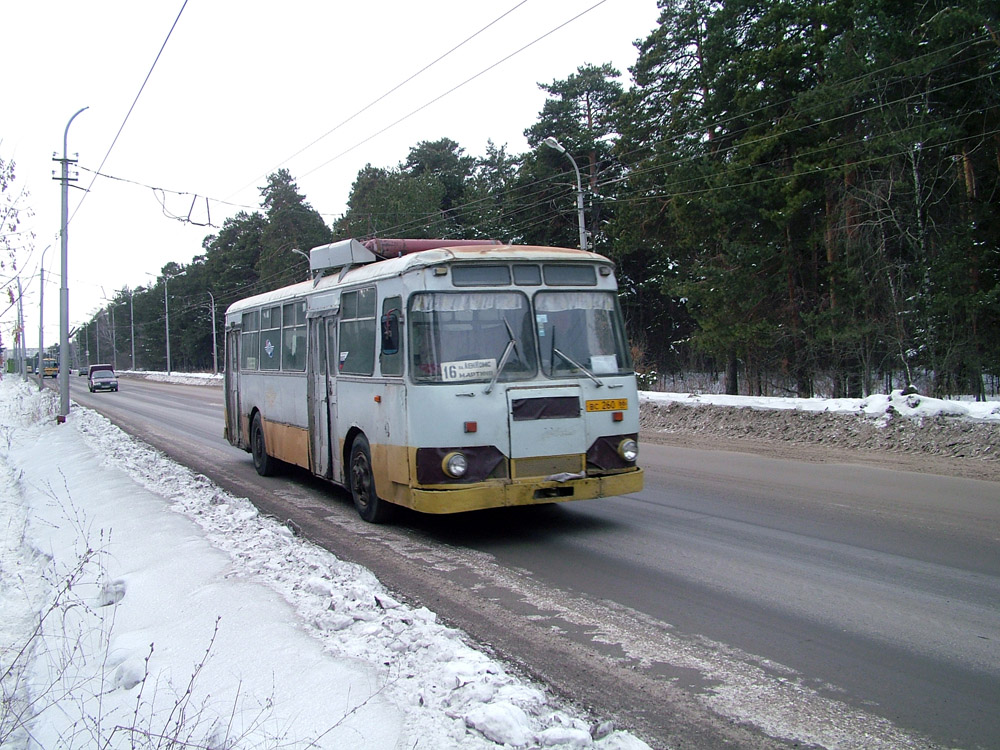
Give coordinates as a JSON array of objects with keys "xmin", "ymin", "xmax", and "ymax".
[
  {"xmin": 349, "ymin": 435, "xmax": 392, "ymax": 523},
  {"xmin": 251, "ymin": 413, "xmax": 278, "ymax": 477}
]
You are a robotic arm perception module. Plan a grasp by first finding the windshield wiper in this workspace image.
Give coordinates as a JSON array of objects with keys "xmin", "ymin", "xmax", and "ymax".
[
  {"xmin": 552, "ymin": 346, "xmax": 604, "ymax": 387},
  {"xmin": 550, "ymin": 326, "xmax": 604, "ymax": 387},
  {"xmin": 484, "ymin": 318, "xmax": 519, "ymax": 394}
]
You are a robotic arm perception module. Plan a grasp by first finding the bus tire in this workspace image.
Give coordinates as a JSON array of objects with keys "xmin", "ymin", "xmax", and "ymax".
[
  {"xmin": 349, "ymin": 435, "xmax": 392, "ymax": 523},
  {"xmin": 251, "ymin": 413, "xmax": 278, "ymax": 477}
]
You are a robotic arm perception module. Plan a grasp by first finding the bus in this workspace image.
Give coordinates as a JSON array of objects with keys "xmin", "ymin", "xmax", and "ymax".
[{"xmin": 223, "ymin": 238, "xmax": 643, "ymax": 522}]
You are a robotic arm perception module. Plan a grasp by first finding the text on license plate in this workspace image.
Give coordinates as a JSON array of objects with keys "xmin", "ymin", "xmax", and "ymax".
[{"xmin": 585, "ymin": 398, "xmax": 629, "ymax": 412}]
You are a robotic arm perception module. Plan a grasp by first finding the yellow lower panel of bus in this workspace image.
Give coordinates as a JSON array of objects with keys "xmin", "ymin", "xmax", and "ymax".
[
  {"xmin": 263, "ymin": 420, "xmax": 310, "ymax": 470},
  {"xmin": 391, "ymin": 468, "xmax": 643, "ymax": 515}
]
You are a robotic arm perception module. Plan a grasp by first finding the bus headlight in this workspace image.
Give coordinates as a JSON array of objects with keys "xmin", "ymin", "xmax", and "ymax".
[
  {"xmin": 617, "ymin": 439, "xmax": 639, "ymax": 463},
  {"xmin": 442, "ymin": 451, "xmax": 469, "ymax": 478}
]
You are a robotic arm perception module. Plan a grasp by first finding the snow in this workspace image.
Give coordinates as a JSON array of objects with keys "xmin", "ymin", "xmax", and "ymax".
[
  {"xmin": 641, "ymin": 388, "xmax": 1000, "ymax": 422},
  {"xmin": 4, "ymin": 373, "xmax": 995, "ymax": 748},
  {"xmin": 0, "ymin": 378, "xmax": 651, "ymax": 750}
]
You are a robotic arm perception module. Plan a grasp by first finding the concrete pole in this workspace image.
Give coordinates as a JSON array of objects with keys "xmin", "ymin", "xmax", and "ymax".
[
  {"xmin": 207, "ymin": 290, "xmax": 218, "ymax": 375},
  {"xmin": 129, "ymin": 289, "xmax": 135, "ymax": 369},
  {"xmin": 57, "ymin": 106, "xmax": 88, "ymax": 420},
  {"xmin": 542, "ymin": 137, "xmax": 589, "ymax": 252},
  {"xmin": 164, "ymin": 277, "xmax": 171, "ymax": 375}
]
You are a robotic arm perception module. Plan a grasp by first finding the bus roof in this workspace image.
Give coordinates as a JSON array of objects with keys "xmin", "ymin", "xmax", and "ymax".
[{"xmin": 225, "ymin": 243, "xmax": 613, "ymax": 317}]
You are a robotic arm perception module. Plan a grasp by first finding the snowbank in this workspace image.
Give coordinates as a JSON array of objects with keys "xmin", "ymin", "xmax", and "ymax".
[
  {"xmin": 642, "ymin": 389, "xmax": 1000, "ymax": 422},
  {"xmin": 0, "ymin": 379, "xmax": 649, "ymax": 749}
]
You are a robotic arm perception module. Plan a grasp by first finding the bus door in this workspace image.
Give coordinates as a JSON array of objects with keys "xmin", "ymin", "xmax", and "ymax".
[
  {"xmin": 307, "ymin": 314, "xmax": 339, "ymax": 480},
  {"xmin": 224, "ymin": 328, "xmax": 241, "ymax": 446}
]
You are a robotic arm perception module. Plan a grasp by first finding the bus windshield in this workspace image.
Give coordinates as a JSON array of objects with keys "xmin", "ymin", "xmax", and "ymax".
[
  {"xmin": 409, "ymin": 291, "xmax": 537, "ymax": 384},
  {"xmin": 536, "ymin": 291, "xmax": 633, "ymax": 379}
]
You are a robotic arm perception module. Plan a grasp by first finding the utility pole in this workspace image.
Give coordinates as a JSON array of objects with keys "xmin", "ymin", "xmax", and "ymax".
[
  {"xmin": 129, "ymin": 289, "xmax": 135, "ymax": 370},
  {"xmin": 54, "ymin": 106, "xmax": 88, "ymax": 420},
  {"xmin": 207, "ymin": 290, "xmax": 218, "ymax": 375}
]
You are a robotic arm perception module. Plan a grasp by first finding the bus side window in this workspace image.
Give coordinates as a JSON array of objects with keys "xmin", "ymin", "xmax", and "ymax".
[
  {"xmin": 380, "ymin": 295, "xmax": 403, "ymax": 376},
  {"xmin": 339, "ymin": 287, "xmax": 376, "ymax": 375}
]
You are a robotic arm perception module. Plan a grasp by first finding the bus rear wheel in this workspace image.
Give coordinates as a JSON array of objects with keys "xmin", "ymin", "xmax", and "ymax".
[
  {"xmin": 251, "ymin": 413, "xmax": 278, "ymax": 477},
  {"xmin": 349, "ymin": 435, "xmax": 392, "ymax": 523}
]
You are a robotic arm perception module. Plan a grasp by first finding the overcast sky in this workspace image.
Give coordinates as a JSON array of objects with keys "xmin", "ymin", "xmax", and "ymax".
[{"xmin": 2, "ymin": 0, "xmax": 660, "ymax": 350}]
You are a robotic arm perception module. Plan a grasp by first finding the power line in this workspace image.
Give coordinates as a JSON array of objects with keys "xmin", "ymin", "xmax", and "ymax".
[
  {"xmin": 70, "ymin": 0, "xmax": 190, "ymax": 224},
  {"xmin": 227, "ymin": 0, "xmax": 532, "ymax": 200},
  {"xmin": 299, "ymin": 0, "xmax": 610, "ymax": 180}
]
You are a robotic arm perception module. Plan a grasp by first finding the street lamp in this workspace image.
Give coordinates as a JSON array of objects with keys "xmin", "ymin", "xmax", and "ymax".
[
  {"xmin": 57, "ymin": 106, "xmax": 88, "ymax": 420},
  {"xmin": 164, "ymin": 271, "xmax": 185, "ymax": 375},
  {"xmin": 149, "ymin": 270, "xmax": 186, "ymax": 374},
  {"xmin": 101, "ymin": 289, "xmax": 117, "ymax": 371},
  {"xmin": 542, "ymin": 136, "xmax": 588, "ymax": 252},
  {"xmin": 129, "ymin": 288, "xmax": 135, "ymax": 370},
  {"xmin": 290, "ymin": 247, "xmax": 311, "ymax": 281}
]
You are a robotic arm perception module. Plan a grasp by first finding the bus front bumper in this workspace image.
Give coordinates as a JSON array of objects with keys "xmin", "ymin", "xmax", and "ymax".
[{"xmin": 397, "ymin": 468, "xmax": 644, "ymax": 515}]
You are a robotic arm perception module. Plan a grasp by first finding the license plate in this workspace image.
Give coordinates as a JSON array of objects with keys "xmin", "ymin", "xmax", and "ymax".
[{"xmin": 585, "ymin": 398, "xmax": 628, "ymax": 412}]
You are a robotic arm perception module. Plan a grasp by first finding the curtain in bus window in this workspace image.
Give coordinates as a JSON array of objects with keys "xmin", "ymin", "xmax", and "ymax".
[
  {"xmin": 535, "ymin": 292, "xmax": 630, "ymax": 377},
  {"xmin": 408, "ymin": 292, "xmax": 536, "ymax": 383},
  {"xmin": 410, "ymin": 292, "xmax": 523, "ymax": 312}
]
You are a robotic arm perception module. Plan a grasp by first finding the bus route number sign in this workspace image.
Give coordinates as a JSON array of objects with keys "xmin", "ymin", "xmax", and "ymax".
[
  {"xmin": 441, "ymin": 358, "xmax": 498, "ymax": 382},
  {"xmin": 586, "ymin": 398, "xmax": 629, "ymax": 412}
]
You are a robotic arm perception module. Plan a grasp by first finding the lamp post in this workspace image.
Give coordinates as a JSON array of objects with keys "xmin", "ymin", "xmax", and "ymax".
[
  {"xmin": 290, "ymin": 247, "xmax": 310, "ymax": 280},
  {"xmin": 129, "ymin": 288, "xmax": 135, "ymax": 370},
  {"xmin": 542, "ymin": 136, "xmax": 588, "ymax": 252},
  {"xmin": 56, "ymin": 106, "xmax": 88, "ymax": 420},
  {"xmin": 207, "ymin": 290, "xmax": 218, "ymax": 375},
  {"xmin": 100, "ymin": 290, "xmax": 117, "ymax": 371},
  {"xmin": 163, "ymin": 270, "xmax": 185, "ymax": 374},
  {"xmin": 80, "ymin": 322, "xmax": 89, "ymax": 370}
]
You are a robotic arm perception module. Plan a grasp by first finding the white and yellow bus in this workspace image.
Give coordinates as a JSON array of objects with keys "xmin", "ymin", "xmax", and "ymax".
[{"xmin": 224, "ymin": 238, "xmax": 643, "ymax": 522}]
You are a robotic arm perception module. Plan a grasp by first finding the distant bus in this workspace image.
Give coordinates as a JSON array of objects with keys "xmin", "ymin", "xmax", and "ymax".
[
  {"xmin": 42, "ymin": 358, "xmax": 58, "ymax": 378},
  {"xmin": 223, "ymin": 239, "xmax": 643, "ymax": 522}
]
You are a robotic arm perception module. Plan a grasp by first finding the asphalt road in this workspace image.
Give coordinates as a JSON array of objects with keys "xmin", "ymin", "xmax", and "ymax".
[{"xmin": 68, "ymin": 375, "xmax": 1000, "ymax": 749}]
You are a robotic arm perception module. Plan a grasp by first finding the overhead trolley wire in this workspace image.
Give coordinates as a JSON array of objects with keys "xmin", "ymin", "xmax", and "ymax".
[
  {"xmin": 228, "ymin": 0, "xmax": 532, "ymax": 199},
  {"xmin": 70, "ymin": 0, "xmax": 190, "ymax": 225},
  {"xmin": 299, "ymin": 0, "xmax": 610, "ymax": 180}
]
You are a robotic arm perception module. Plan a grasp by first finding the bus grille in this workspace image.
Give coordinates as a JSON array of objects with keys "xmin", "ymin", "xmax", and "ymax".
[{"xmin": 512, "ymin": 454, "xmax": 585, "ymax": 479}]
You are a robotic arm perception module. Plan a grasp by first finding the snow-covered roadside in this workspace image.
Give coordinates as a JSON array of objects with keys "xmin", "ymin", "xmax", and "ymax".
[
  {"xmin": 0, "ymin": 379, "xmax": 649, "ymax": 750},
  {"xmin": 639, "ymin": 389, "xmax": 1000, "ymax": 481},
  {"xmin": 641, "ymin": 388, "xmax": 1000, "ymax": 421}
]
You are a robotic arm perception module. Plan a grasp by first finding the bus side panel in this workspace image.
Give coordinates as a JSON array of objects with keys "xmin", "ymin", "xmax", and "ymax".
[
  {"xmin": 337, "ymin": 379, "xmax": 409, "ymax": 505},
  {"xmin": 262, "ymin": 420, "xmax": 310, "ymax": 469},
  {"xmin": 240, "ymin": 372, "xmax": 310, "ymax": 469}
]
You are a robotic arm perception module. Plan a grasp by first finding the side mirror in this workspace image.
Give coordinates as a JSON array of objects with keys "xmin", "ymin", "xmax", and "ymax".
[{"xmin": 380, "ymin": 310, "xmax": 400, "ymax": 355}]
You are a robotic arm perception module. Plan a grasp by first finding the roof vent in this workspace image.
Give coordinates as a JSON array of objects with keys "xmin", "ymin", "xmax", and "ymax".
[{"xmin": 309, "ymin": 239, "xmax": 378, "ymax": 275}]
